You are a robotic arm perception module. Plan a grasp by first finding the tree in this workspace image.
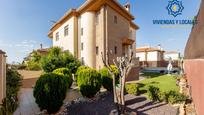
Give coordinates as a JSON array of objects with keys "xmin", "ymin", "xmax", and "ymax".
[
  {"xmin": 63, "ymin": 51, "xmax": 81, "ymax": 74},
  {"xmin": 40, "ymin": 47, "xmax": 81, "ymax": 73},
  {"xmin": 101, "ymin": 51, "xmax": 136, "ymax": 114},
  {"xmin": 25, "ymin": 50, "xmax": 42, "ymax": 70},
  {"xmin": 31, "ymin": 50, "xmax": 42, "ymax": 63}
]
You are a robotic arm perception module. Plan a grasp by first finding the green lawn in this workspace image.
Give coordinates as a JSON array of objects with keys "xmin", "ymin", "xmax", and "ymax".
[{"xmin": 138, "ymin": 74, "xmax": 179, "ymax": 95}]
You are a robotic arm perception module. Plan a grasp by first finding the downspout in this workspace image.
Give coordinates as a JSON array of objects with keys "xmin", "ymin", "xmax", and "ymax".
[{"xmin": 74, "ymin": 15, "xmax": 78, "ymax": 58}]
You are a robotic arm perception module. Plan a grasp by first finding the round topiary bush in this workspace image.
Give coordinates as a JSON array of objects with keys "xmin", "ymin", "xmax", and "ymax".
[
  {"xmin": 53, "ymin": 68, "xmax": 73, "ymax": 88},
  {"xmin": 75, "ymin": 66, "xmax": 90, "ymax": 81},
  {"xmin": 77, "ymin": 68, "xmax": 102, "ymax": 98},
  {"xmin": 76, "ymin": 66, "xmax": 90, "ymax": 75},
  {"xmin": 100, "ymin": 67, "xmax": 113, "ymax": 92},
  {"xmin": 99, "ymin": 66, "xmax": 119, "ymax": 92},
  {"xmin": 33, "ymin": 73, "xmax": 67, "ymax": 114}
]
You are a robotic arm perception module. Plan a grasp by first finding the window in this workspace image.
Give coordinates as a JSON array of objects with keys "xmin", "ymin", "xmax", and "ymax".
[
  {"xmin": 81, "ymin": 43, "xmax": 84, "ymax": 51},
  {"xmin": 81, "ymin": 57, "xmax": 84, "ymax": 65},
  {"xmin": 55, "ymin": 32, "xmax": 59, "ymax": 41},
  {"xmin": 114, "ymin": 46, "xmax": 117, "ymax": 54},
  {"xmin": 64, "ymin": 25, "xmax": 69, "ymax": 36},
  {"xmin": 129, "ymin": 30, "xmax": 132, "ymax": 38},
  {"xmin": 114, "ymin": 16, "xmax": 117, "ymax": 24},
  {"xmin": 96, "ymin": 11, "xmax": 100, "ymax": 24},
  {"xmin": 130, "ymin": 45, "xmax": 133, "ymax": 49},
  {"xmin": 96, "ymin": 46, "xmax": 99, "ymax": 55},
  {"xmin": 81, "ymin": 28, "xmax": 83, "ymax": 36}
]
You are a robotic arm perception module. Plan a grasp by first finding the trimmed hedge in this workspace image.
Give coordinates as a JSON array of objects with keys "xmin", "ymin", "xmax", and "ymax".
[
  {"xmin": 53, "ymin": 68, "xmax": 73, "ymax": 88},
  {"xmin": 125, "ymin": 83, "xmax": 139, "ymax": 95},
  {"xmin": 77, "ymin": 68, "xmax": 102, "ymax": 98},
  {"xmin": 33, "ymin": 73, "xmax": 67, "ymax": 114}
]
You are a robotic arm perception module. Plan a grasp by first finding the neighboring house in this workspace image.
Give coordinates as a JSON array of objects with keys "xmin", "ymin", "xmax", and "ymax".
[
  {"xmin": 184, "ymin": 0, "xmax": 204, "ymax": 114},
  {"xmin": 48, "ymin": 0, "xmax": 139, "ymax": 70},
  {"xmin": 136, "ymin": 46, "xmax": 165, "ymax": 67},
  {"xmin": 164, "ymin": 51, "xmax": 180, "ymax": 61},
  {"xmin": 0, "ymin": 50, "xmax": 6, "ymax": 104}
]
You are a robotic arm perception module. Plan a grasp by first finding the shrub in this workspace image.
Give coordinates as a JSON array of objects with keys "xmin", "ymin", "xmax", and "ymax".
[
  {"xmin": 33, "ymin": 73, "xmax": 67, "ymax": 114},
  {"xmin": 99, "ymin": 66, "xmax": 119, "ymax": 92},
  {"xmin": 75, "ymin": 66, "xmax": 90, "ymax": 81},
  {"xmin": 53, "ymin": 68, "xmax": 73, "ymax": 88},
  {"xmin": 147, "ymin": 85, "xmax": 160, "ymax": 101},
  {"xmin": 5, "ymin": 67, "xmax": 22, "ymax": 114},
  {"xmin": 158, "ymin": 91, "xmax": 169, "ymax": 102},
  {"xmin": 166, "ymin": 91, "xmax": 188, "ymax": 104},
  {"xmin": 100, "ymin": 67, "xmax": 112, "ymax": 91},
  {"xmin": 77, "ymin": 68, "xmax": 102, "ymax": 98},
  {"xmin": 76, "ymin": 66, "xmax": 90, "ymax": 75},
  {"xmin": 125, "ymin": 83, "xmax": 139, "ymax": 95}
]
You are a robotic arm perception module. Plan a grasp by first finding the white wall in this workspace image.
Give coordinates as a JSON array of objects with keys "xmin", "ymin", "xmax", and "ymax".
[
  {"xmin": 137, "ymin": 51, "xmax": 161, "ymax": 61},
  {"xmin": 136, "ymin": 52, "xmax": 145, "ymax": 61},
  {"xmin": 147, "ymin": 51, "xmax": 158, "ymax": 61},
  {"xmin": 53, "ymin": 17, "xmax": 75, "ymax": 54}
]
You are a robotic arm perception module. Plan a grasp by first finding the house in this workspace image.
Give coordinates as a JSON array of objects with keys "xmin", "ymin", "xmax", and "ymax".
[
  {"xmin": 136, "ymin": 46, "xmax": 165, "ymax": 67},
  {"xmin": 184, "ymin": 0, "xmax": 204, "ymax": 114},
  {"xmin": 0, "ymin": 50, "xmax": 6, "ymax": 104},
  {"xmin": 164, "ymin": 51, "xmax": 180, "ymax": 61},
  {"xmin": 48, "ymin": 0, "xmax": 139, "ymax": 70}
]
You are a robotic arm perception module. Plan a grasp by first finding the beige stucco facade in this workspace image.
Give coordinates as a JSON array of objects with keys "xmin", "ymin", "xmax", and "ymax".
[
  {"xmin": 48, "ymin": 0, "xmax": 139, "ymax": 69},
  {"xmin": 0, "ymin": 50, "xmax": 6, "ymax": 104}
]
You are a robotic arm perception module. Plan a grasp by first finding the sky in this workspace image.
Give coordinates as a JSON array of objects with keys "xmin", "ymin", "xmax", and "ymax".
[{"xmin": 0, "ymin": 0, "xmax": 201, "ymax": 63}]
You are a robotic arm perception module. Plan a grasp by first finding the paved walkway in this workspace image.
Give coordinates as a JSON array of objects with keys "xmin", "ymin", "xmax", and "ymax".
[
  {"xmin": 14, "ymin": 88, "xmax": 40, "ymax": 115},
  {"xmin": 14, "ymin": 87, "xmax": 82, "ymax": 115}
]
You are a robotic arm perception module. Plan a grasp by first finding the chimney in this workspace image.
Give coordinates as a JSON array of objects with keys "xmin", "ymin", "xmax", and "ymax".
[
  {"xmin": 40, "ymin": 44, "xmax": 43, "ymax": 49},
  {"xmin": 124, "ymin": 2, "xmax": 130, "ymax": 12},
  {"xmin": 157, "ymin": 44, "xmax": 161, "ymax": 50}
]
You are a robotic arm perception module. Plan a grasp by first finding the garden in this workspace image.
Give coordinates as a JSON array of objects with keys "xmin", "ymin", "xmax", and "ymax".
[{"xmin": 3, "ymin": 47, "xmax": 189, "ymax": 115}]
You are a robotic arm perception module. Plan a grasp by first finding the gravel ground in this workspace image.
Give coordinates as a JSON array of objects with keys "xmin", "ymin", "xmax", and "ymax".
[{"xmin": 62, "ymin": 92, "xmax": 179, "ymax": 115}]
